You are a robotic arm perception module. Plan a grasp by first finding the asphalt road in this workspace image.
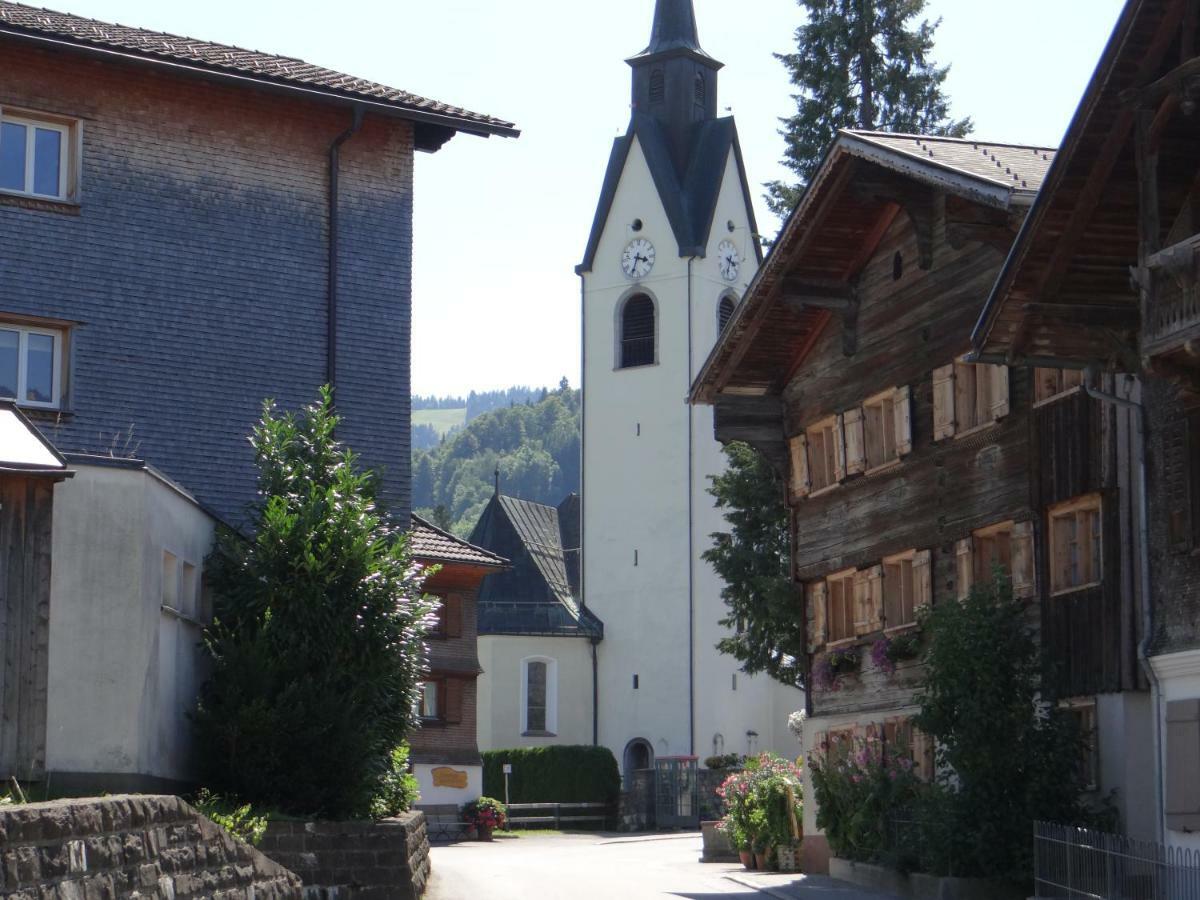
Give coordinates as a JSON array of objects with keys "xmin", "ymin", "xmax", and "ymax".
[{"xmin": 426, "ymin": 832, "xmax": 762, "ymax": 900}]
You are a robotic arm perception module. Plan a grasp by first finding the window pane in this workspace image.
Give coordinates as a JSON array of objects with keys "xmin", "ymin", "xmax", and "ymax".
[
  {"xmin": 25, "ymin": 332, "xmax": 54, "ymax": 403},
  {"xmin": 33, "ymin": 128, "xmax": 62, "ymax": 197},
  {"xmin": 0, "ymin": 122, "xmax": 27, "ymax": 192},
  {"xmin": 0, "ymin": 330, "xmax": 17, "ymax": 399},
  {"xmin": 527, "ymin": 661, "xmax": 547, "ymax": 732},
  {"xmin": 420, "ymin": 682, "xmax": 438, "ymax": 719}
]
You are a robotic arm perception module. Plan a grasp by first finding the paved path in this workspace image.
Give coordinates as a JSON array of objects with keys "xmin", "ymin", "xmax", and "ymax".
[{"xmin": 425, "ymin": 832, "xmax": 899, "ymax": 900}]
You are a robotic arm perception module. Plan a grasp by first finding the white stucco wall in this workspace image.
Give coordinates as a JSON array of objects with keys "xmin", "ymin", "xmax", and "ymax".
[
  {"xmin": 413, "ymin": 763, "xmax": 482, "ymax": 807},
  {"xmin": 1095, "ymin": 690, "xmax": 1155, "ymax": 840},
  {"xmin": 1151, "ymin": 648, "xmax": 1200, "ymax": 852},
  {"xmin": 581, "ymin": 134, "xmax": 802, "ymax": 774},
  {"xmin": 46, "ymin": 461, "xmax": 215, "ymax": 786},
  {"xmin": 477, "ymin": 634, "xmax": 594, "ymax": 751}
]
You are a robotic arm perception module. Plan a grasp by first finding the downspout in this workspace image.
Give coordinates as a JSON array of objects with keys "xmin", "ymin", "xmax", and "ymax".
[
  {"xmin": 580, "ymin": 275, "xmax": 595, "ymax": 745},
  {"xmin": 1082, "ymin": 376, "xmax": 1163, "ymax": 843},
  {"xmin": 327, "ymin": 106, "xmax": 365, "ymax": 392},
  {"xmin": 687, "ymin": 257, "xmax": 696, "ymax": 757},
  {"xmin": 591, "ymin": 636, "xmax": 600, "ymax": 746}
]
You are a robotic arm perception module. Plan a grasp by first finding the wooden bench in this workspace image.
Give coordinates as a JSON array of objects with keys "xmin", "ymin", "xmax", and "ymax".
[{"xmin": 418, "ymin": 804, "xmax": 472, "ymax": 842}]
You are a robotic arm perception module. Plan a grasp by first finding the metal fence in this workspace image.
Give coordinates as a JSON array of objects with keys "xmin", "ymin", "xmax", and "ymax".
[{"xmin": 1035, "ymin": 821, "xmax": 1200, "ymax": 899}]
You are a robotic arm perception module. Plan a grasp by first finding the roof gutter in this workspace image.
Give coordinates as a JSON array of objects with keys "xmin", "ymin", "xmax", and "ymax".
[{"xmin": 0, "ymin": 26, "xmax": 519, "ymax": 141}]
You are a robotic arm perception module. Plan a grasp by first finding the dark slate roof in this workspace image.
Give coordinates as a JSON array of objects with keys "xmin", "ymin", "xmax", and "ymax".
[
  {"xmin": 497, "ymin": 495, "xmax": 574, "ymax": 605},
  {"xmin": 0, "ymin": 1, "xmax": 518, "ymax": 139},
  {"xmin": 410, "ymin": 514, "xmax": 508, "ymax": 568},
  {"xmin": 577, "ymin": 114, "xmax": 761, "ymax": 272},
  {"xmin": 627, "ymin": 0, "xmax": 716, "ymax": 64}
]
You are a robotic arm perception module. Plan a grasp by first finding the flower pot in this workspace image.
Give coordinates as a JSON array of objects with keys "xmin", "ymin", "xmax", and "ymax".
[
  {"xmin": 739, "ymin": 849, "xmax": 754, "ymax": 869},
  {"xmin": 776, "ymin": 845, "xmax": 799, "ymax": 871},
  {"xmin": 754, "ymin": 851, "xmax": 769, "ymax": 870},
  {"xmin": 477, "ymin": 826, "xmax": 493, "ymax": 841}
]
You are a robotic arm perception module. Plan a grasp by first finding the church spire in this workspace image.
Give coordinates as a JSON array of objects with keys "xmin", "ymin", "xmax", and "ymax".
[{"xmin": 631, "ymin": 0, "xmax": 710, "ymax": 61}]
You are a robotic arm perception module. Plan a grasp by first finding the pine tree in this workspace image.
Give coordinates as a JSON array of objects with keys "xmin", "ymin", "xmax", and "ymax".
[{"xmin": 767, "ymin": 0, "xmax": 972, "ymax": 216}]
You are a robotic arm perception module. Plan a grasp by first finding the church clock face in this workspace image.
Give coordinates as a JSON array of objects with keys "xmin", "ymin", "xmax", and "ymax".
[
  {"xmin": 621, "ymin": 238, "xmax": 656, "ymax": 279},
  {"xmin": 717, "ymin": 240, "xmax": 742, "ymax": 281}
]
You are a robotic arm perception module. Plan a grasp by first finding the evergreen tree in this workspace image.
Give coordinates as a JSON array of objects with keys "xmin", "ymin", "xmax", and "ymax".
[
  {"xmin": 703, "ymin": 442, "xmax": 802, "ymax": 687},
  {"xmin": 767, "ymin": 0, "xmax": 972, "ymax": 215},
  {"xmin": 193, "ymin": 388, "xmax": 435, "ymax": 818}
]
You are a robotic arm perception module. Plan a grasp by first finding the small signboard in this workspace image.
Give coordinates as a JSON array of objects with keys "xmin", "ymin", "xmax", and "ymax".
[{"xmin": 502, "ymin": 763, "xmax": 513, "ymax": 774}]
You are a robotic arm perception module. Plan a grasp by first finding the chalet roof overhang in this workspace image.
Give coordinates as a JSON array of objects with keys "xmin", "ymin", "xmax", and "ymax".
[
  {"xmin": 0, "ymin": 18, "xmax": 519, "ymax": 152},
  {"xmin": 972, "ymin": 0, "xmax": 1196, "ymax": 370},
  {"xmin": 690, "ymin": 130, "xmax": 1050, "ymax": 405},
  {"xmin": 0, "ymin": 403, "xmax": 72, "ymax": 479}
]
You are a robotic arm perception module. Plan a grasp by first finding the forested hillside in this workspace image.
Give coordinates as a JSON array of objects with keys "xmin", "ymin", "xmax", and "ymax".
[
  {"xmin": 412, "ymin": 379, "xmax": 580, "ymax": 535},
  {"xmin": 411, "ymin": 386, "xmax": 548, "ymax": 451}
]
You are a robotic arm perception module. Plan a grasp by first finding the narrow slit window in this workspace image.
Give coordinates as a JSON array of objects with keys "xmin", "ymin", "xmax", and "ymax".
[{"xmin": 620, "ymin": 295, "xmax": 655, "ymax": 368}]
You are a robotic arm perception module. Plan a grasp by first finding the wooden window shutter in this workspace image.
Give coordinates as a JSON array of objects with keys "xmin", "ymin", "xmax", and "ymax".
[
  {"xmin": 990, "ymin": 365, "xmax": 1010, "ymax": 420},
  {"xmin": 1011, "ymin": 520, "xmax": 1036, "ymax": 599},
  {"xmin": 913, "ymin": 549, "xmax": 933, "ymax": 612},
  {"xmin": 883, "ymin": 718, "xmax": 899, "ymax": 747},
  {"xmin": 843, "ymin": 407, "xmax": 866, "ymax": 475},
  {"xmin": 444, "ymin": 678, "xmax": 464, "ymax": 725},
  {"xmin": 810, "ymin": 730, "xmax": 826, "ymax": 760},
  {"xmin": 955, "ymin": 538, "xmax": 974, "ymax": 601},
  {"xmin": 868, "ymin": 564, "xmax": 884, "ymax": 631},
  {"xmin": 933, "ymin": 364, "xmax": 956, "ymax": 440},
  {"xmin": 1166, "ymin": 700, "xmax": 1200, "ymax": 831},
  {"xmin": 833, "ymin": 415, "xmax": 847, "ymax": 482},
  {"xmin": 853, "ymin": 569, "xmax": 871, "ymax": 634},
  {"xmin": 807, "ymin": 581, "xmax": 828, "ymax": 651},
  {"xmin": 789, "ymin": 434, "xmax": 811, "ymax": 499},
  {"xmin": 893, "ymin": 385, "xmax": 913, "ymax": 456}
]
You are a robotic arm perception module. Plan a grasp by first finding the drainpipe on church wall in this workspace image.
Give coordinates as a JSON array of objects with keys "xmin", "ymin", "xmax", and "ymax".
[{"xmin": 327, "ymin": 106, "xmax": 364, "ymax": 393}]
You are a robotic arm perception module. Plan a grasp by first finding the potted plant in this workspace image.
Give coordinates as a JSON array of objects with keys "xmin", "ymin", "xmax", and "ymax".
[
  {"xmin": 461, "ymin": 797, "xmax": 507, "ymax": 841},
  {"xmin": 870, "ymin": 633, "xmax": 922, "ymax": 676},
  {"xmin": 813, "ymin": 646, "xmax": 860, "ymax": 691}
]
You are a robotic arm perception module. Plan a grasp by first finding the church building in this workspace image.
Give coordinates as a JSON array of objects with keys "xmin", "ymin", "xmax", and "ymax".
[{"xmin": 576, "ymin": 0, "xmax": 804, "ymax": 779}]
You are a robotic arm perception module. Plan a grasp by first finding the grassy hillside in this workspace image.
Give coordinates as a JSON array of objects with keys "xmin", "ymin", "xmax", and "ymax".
[{"xmin": 412, "ymin": 407, "xmax": 467, "ymax": 436}]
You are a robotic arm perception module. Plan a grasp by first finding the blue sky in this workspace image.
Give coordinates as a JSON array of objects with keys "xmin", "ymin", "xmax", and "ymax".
[{"xmin": 50, "ymin": 0, "xmax": 1126, "ymax": 396}]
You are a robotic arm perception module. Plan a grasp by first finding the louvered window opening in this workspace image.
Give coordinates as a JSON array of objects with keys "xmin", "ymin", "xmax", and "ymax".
[
  {"xmin": 621, "ymin": 295, "xmax": 655, "ymax": 368},
  {"xmin": 649, "ymin": 69, "xmax": 665, "ymax": 103},
  {"xmin": 718, "ymin": 296, "xmax": 735, "ymax": 332}
]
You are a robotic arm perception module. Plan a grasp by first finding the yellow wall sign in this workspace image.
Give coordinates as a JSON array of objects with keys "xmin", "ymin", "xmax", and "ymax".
[{"xmin": 432, "ymin": 766, "xmax": 469, "ymax": 789}]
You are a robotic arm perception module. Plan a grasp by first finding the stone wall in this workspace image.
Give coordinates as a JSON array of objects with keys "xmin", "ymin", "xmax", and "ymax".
[
  {"xmin": 0, "ymin": 794, "xmax": 301, "ymax": 898},
  {"xmin": 697, "ymin": 768, "xmax": 727, "ymax": 823},
  {"xmin": 617, "ymin": 770, "xmax": 655, "ymax": 832},
  {"xmin": 259, "ymin": 811, "xmax": 430, "ymax": 899}
]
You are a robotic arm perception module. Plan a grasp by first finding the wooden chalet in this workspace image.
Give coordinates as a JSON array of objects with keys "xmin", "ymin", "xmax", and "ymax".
[
  {"xmin": 691, "ymin": 129, "xmax": 1154, "ymax": 870},
  {"xmin": 973, "ymin": 0, "xmax": 1200, "ymax": 849},
  {"xmin": 408, "ymin": 515, "xmax": 508, "ymax": 807}
]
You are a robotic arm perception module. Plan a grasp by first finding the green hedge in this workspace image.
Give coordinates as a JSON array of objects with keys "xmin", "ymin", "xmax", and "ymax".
[{"xmin": 482, "ymin": 746, "xmax": 620, "ymax": 805}]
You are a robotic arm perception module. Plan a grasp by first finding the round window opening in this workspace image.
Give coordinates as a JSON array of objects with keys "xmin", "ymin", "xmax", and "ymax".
[
  {"xmin": 892, "ymin": 251, "xmax": 904, "ymax": 281},
  {"xmin": 632, "ymin": 218, "xmax": 644, "ymax": 232}
]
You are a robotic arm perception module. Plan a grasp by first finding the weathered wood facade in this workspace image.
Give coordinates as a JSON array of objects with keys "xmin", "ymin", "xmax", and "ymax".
[
  {"xmin": 972, "ymin": 0, "xmax": 1200, "ymax": 848},
  {"xmin": 692, "ymin": 130, "xmax": 1154, "ymax": 864},
  {"xmin": 0, "ymin": 404, "xmax": 70, "ymax": 781}
]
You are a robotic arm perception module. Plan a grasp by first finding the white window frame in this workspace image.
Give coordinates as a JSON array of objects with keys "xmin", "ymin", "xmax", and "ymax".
[
  {"xmin": 1048, "ymin": 494, "xmax": 1103, "ymax": 596},
  {"xmin": 520, "ymin": 655, "xmax": 558, "ymax": 736},
  {"xmin": 0, "ymin": 322, "xmax": 66, "ymax": 409},
  {"xmin": 0, "ymin": 107, "xmax": 79, "ymax": 202},
  {"xmin": 1061, "ymin": 697, "xmax": 1099, "ymax": 791},
  {"xmin": 418, "ymin": 680, "xmax": 441, "ymax": 721}
]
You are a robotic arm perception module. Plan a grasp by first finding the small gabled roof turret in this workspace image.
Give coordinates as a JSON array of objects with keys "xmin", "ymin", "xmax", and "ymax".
[{"xmin": 626, "ymin": 0, "xmax": 719, "ymax": 66}]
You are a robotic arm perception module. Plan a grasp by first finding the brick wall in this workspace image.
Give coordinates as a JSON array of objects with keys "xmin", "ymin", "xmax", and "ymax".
[
  {"xmin": 0, "ymin": 794, "xmax": 300, "ymax": 898},
  {"xmin": 1146, "ymin": 378, "xmax": 1200, "ymax": 656},
  {"xmin": 259, "ymin": 812, "xmax": 429, "ymax": 900},
  {"xmin": 0, "ymin": 42, "xmax": 413, "ymax": 525}
]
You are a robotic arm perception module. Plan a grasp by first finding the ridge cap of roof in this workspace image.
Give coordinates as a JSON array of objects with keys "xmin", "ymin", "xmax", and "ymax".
[
  {"xmin": 843, "ymin": 129, "xmax": 1057, "ymax": 152},
  {"xmin": 410, "ymin": 513, "xmax": 508, "ymax": 566}
]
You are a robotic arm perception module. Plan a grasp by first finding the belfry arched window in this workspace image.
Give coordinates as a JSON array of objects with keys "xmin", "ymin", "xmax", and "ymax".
[
  {"xmin": 718, "ymin": 295, "xmax": 736, "ymax": 334},
  {"xmin": 694, "ymin": 71, "xmax": 706, "ymax": 104},
  {"xmin": 649, "ymin": 69, "xmax": 665, "ymax": 103},
  {"xmin": 620, "ymin": 294, "xmax": 656, "ymax": 368}
]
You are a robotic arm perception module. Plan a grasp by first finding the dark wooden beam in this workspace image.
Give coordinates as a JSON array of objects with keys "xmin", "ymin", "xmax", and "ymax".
[
  {"xmin": 852, "ymin": 179, "xmax": 936, "ymax": 269},
  {"xmin": 1023, "ymin": 301, "xmax": 1140, "ymax": 328},
  {"xmin": 1124, "ymin": 54, "xmax": 1200, "ymax": 109}
]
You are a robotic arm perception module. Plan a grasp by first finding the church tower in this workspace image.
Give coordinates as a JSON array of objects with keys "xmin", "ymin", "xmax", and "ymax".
[{"xmin": 577, "ymin": 0, "xmax": 802, "ymax": 780}]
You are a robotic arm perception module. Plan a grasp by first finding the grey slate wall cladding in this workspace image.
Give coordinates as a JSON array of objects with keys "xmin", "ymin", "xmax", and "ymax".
[{"xmin": 0, "ymin": 43, "xmax": 412, "ymax": 526}]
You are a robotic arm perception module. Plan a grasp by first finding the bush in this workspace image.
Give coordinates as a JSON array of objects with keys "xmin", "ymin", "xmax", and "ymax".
[
  {"xmin": 717, "ymin": 753, "xmax": 803, "ymax": 854},
  {"xmin": 704, "ymin": 753, "xmax": 743, "ymax": 770},
  {"xmin": 369, "ymin": 743, "xmax": 421, "ymax": 819},
  {"xmin": 193, "ymin": 789, "xmax": 268, "ymax": 846},
  {"xmin": 808, "ymin": 733, "xmax": 921, "ymax": 863},
  {"xmin": 481, "ymin": 746, "xmax": 620, "ymax": 805},
  {"xmin": 462, "ymin": 796, "xmax": 507, "ymax": 831},
  {"xmin": 913, "ymin": 574, "xmax": 1092, "ymax": 881},
  {"xmin": 192, "ymin": 389, "xmax": 436, "ymax": 819}
]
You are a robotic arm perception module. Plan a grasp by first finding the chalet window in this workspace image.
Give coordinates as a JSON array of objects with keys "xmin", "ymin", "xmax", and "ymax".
[
  {"xmin": 1048, "ymin": 495, "xmax": 1103, "ymax": 595},
  {"xmin": 0, "ymin": 108, "xmax": 78, "ymax": 202},
  {"xmin": 619, "ymin": 294, "xmax": 655, "ymax": 368},
  {"xmin": 418, "ymin": 681, "xmax": 440, "ymax": 721},
  {"xmin": 0, "ymin": 322, "xmax": 65, "ymax": 409},
  {"xmin": 521, "ymin": 656, "xmax": 557, "ymax": 735},
  {"xmin": 826, "ymin": 570, "xmax": 857, "ymax": 644},
  {"xmin": 1034, "ymin": 367, "xmax": 1084, "ymax": 405},
  {"xmin": 852, "ymin": 565, "xmax": 883, "ymax": 636},
  {"xmin": 432, "ymin": 593, "xmax": 463, "ymax": 639},
  {"xmin": 718, "ymin": 295, "xmax": 736, "ymax": 333},
  {"xmin": 957, "ymin": 520, "xmax": 1036, "ymax": 600},
  {"xmin": 884, "ymin": 716, "xmax": 935, "ymax": 782},
  {"xmin": 806, "ymin": 417, "xmax": 842, "ymax": 493},
  {"xmin": 883, "ymin": 549, "xmax": 931, "ymax": 630},
  {"xmin": 933, "ymin": 361, "xmax": 1009, "ymax": 440},
  {"xmin": 161, "ymin": 550, "xmax": 200, "ymax": 621},
  {"xmin": 1061, "ymin": 699, "xmax": 1099, "ymax": 791},
  {"xmin": 862, "ymin": 386, "xmax": 911, "ymax": 470}
]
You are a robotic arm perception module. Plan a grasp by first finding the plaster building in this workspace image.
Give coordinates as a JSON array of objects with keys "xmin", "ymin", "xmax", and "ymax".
[
  {"xmin": 576, "ymin": 0, "xmax": 803, "ymax": 789},
  {"xmin": 972, "ymin": 0, "xmax": 1200, "ymax": 852},
  {"xmin": 0, "ymin": 0, "xmax": 515, "ymax": 791},
  {"xmin": 691, "ymin": 130, "xmax": 1155, "ymax": 870},
  {"xmin": 470, "ymin": 490, "xmax": 602, "ymax": 752}
]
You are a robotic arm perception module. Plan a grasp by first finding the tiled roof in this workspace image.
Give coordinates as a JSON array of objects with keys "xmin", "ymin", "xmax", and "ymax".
[
  {"xmin": 847, "ymin": 131, "xmax": 1056, "ymax": 195},
  {"xmin": 0, "ymin": 1, "xmax": 517, "ymax": 137},
  {"xmin": 410, "ymin": 515, "xmax": 507, "ymax": 568}
]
